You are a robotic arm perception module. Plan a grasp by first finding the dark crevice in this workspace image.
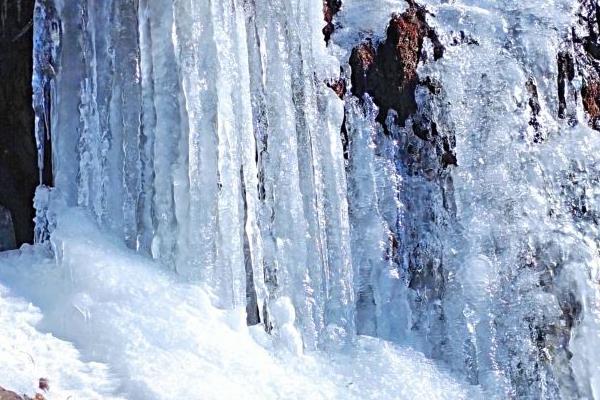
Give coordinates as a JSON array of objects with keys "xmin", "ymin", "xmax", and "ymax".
[
  {"xmin": 449, "ymin": 30, "xmax": 479, "ymax": 46},
  {"xmin": 0, "ymin": 0, "xmax": 37, "ymax": 248},
  {"xmin": 322, "ymin": 0, "xmax": 342, "ymax": 45},
  {"xmin": 241, "ymin": 166, "xmax": 260, "ymax": 326},
  {"xmin": 557, "ymin": 51, "xmax": 575, "ymax": 120},
  {"xmin": 340, "ymin": 115, "xmax": 349, "ymax": 161},
  {"xmin": 526, "ymin": 77, "xmax": 546, "ymax": 143}
]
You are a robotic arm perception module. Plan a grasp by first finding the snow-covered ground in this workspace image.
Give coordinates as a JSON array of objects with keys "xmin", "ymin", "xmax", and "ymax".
[{"xmin": 0, "ymin": 207, "xmax": 481, "ymax": 400}]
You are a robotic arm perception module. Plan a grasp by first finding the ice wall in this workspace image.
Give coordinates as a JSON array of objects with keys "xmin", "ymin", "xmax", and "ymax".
[
  {"xmin": 33, "ymin": 0, "xmax": 354, "ymax": 351},
  {"xmin": 32, "ymin": 0, "xmax": 600, "ymax": 397}
]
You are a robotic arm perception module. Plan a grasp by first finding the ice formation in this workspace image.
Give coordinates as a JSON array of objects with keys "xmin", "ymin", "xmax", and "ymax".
[{"xmin": 0, "ymin": 0, "xmax": 596, "ymax": 398}]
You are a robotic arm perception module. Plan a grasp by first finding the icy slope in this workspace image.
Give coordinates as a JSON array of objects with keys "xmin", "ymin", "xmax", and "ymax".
[
  {"xmin": 0, "ymin": 207, "xmax": 480, "ymax": 400},
  {"xmin": 0, "ymin": 275, "xmax": 121, "ymax": 399}
]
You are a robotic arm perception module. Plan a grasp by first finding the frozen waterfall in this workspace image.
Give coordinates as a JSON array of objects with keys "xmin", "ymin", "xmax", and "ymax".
[
  {"xmin": 34, "ymin": 0, "xmax": 355, "ymax": 350},
  {"xmin": 22, "ymin": 0, "xmax": 600, "ymax": 398}
]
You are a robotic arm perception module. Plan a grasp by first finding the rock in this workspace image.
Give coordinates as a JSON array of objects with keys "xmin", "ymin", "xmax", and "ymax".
[
  {"xmin": 322, "ymin": 0, "xmax": 342, "ymax": 44},
  {"xmin": 582, "ymin": 80, "xmax": 600, "ymax": 126},
  {"xmin": 0, "ymin": 387, "xmax": 24, "ymax": 400},
  {"xmin": 0, "ymin": 0, "xmax": 38, "ymax": 247},
  {"xmin": 349, "ymin": 0, "xmax": 444, "ymax": 130},
  {"xmin": 326, "ymin": 77, "xmax": 346, "ymax": 99},
  {"xmin": 565, "ymin": 0, "xmax": 600, "ymax": 129},
  {"xmin": 37, "ymin": 379, "xmax": 48, "ymax": 393},
  {"xmin": 26, "ymin": 395, "xmax": 45, "ymax": 400},
  {"xmin": 0, "ymin": 204, "xmax": 16, "ymax": 251},
  {"xmin": 346, "ymin": 0, "xmax": 456, "ymax": 173}
]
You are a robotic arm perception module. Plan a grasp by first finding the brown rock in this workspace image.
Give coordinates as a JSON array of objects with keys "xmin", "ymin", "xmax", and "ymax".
[
  {"xmin": 565, "ymin": 0, "xmax": 600, "ymax": 129},
  {"xmin": 322, "ymin": 0, "xmax": 342, "ymax": 44},
  {"xmin": 582, "ymin": 80, "xmax": 600, "ymax": 125},
  {"xmin": 353, "ymin": 41, "xmax": 376, "ymax": 71},
  {"xmin": 326, "ymin": 78, "xmax": 347, "ymax": 99},
  {"xmin": 349, "ymin": 0, "xmax": 444, "ymax": 130},
  {"xmin": 37, "ymin": 379, "xmax": 48, "ymax": 393},
  {"xmin": 0, "ymin": 387, "xmax": 24, "ymax": 400}
]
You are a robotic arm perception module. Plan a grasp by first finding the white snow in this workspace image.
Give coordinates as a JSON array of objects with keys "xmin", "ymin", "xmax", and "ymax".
[
  {"xmin": 0, "ymin": 207, "xmax": 481, "ymax": 399},
  {"xmin": 0, "ymin": 275, "xmax": 121, "ymax": 399}
]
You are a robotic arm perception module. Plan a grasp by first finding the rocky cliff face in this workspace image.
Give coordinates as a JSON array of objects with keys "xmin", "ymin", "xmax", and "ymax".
[
  {"xmin": 0, "ymin": 0, "xmax": 37, "ymax": 247},
  {"xmin": 572, "ymin": 0, "xmax": 600, "ymax": 129}
]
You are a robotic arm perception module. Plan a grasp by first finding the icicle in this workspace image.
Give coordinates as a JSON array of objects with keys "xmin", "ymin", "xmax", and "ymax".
[{"xmin": 146, "ymin": 0, "xmax": 183, "ymax": 269}]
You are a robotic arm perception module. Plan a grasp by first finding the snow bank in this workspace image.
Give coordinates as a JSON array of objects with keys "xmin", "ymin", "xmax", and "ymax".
[
  {"xmin": 0, "ymin": 252, "xmax": 121, "ymax": 399},
  {"xmin": 0, "ymin": 207, "xmax": 480, "ymax": 399}
]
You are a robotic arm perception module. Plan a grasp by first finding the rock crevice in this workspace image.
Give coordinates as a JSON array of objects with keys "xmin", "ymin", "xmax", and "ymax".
[{"xmin": 0, "ymin": 0, "xmax": 37, "ymax": 247}]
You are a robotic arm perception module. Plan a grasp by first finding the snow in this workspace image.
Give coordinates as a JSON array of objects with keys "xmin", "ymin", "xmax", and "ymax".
[
  {"xmin": 0, "ymin": 276, "xmax": 121, "ymax": 400},
  {"xmin": 0, "ymin": 207, "xmax": 480, "ymax": 399}
]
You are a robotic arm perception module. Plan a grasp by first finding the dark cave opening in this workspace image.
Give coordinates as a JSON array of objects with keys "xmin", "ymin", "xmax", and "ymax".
[{"xmin": 0, "ymin": 0, "xmax": 37, "ymax": 249}]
